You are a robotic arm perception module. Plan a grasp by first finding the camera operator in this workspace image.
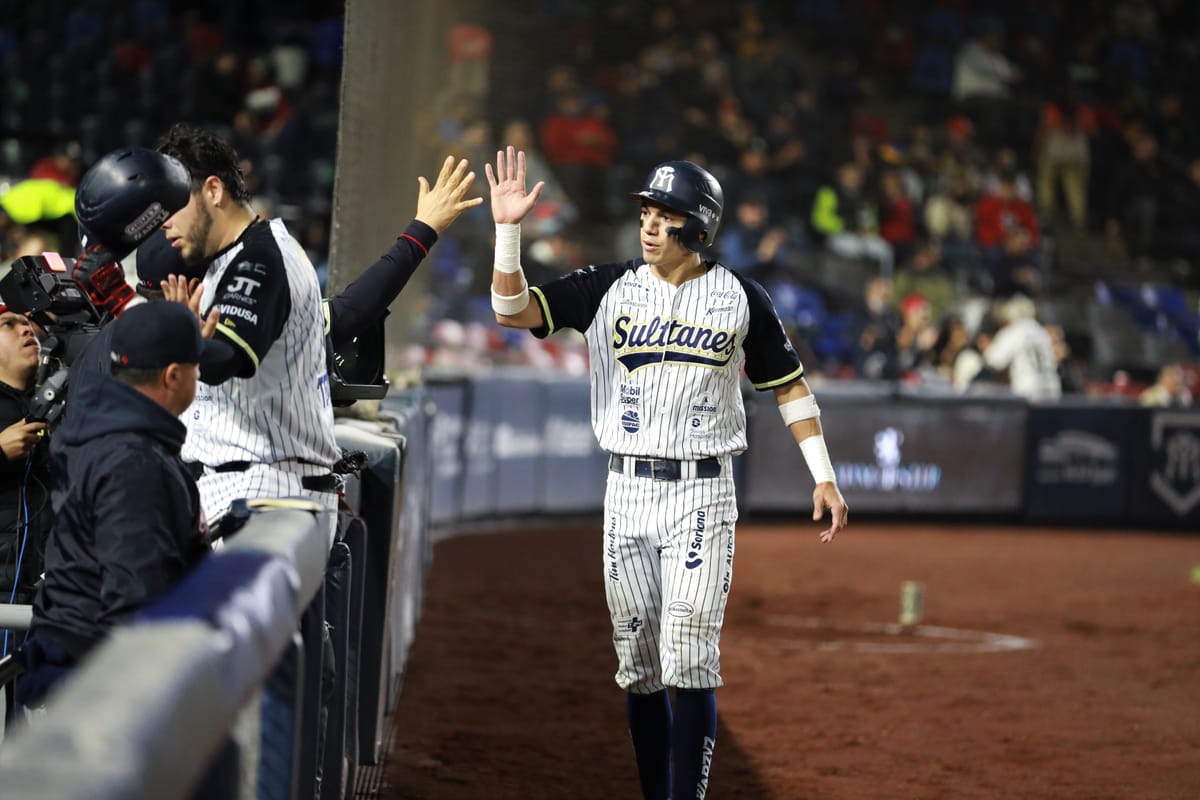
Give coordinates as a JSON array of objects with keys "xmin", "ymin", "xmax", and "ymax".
[
  {"xmin": 15, "ymin": 303, "xmax": 229, "ymax": 708},
  {"xmin": 0, "ymin": 306, "xmax": 51, "ymax": 611}
]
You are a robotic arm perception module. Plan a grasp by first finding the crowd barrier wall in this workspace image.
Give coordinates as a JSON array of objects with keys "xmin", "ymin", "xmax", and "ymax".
[
  {"xmin": 2, "ymin": 373, "xmax": 1195, "ymax": 799},
  {"xmin": 421, "ymin": 371, "xmax": 1200, "ymax": 530}
]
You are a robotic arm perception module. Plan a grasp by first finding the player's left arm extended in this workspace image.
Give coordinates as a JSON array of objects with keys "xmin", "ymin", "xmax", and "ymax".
[{"xmin": 775, "ymin": 378, "xmax": 848, "ymax": 541}]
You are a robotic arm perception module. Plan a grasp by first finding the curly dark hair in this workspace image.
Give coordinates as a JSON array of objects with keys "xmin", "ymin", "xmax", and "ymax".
[{"xmin": 156, "ymin": 123, "xmax": 250, "ymax": 204}]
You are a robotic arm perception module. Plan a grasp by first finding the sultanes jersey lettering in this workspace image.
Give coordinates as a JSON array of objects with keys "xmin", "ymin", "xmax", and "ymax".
[
  {"xmin": 183, "ymin": 218, "xmax": 338, "ymax": 479},
  {"xmin": 531, "ymin": 259, "xmax": 803, "ymax": 460}
]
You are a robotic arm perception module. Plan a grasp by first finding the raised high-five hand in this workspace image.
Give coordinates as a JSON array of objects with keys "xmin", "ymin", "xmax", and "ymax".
[
  {"xmin": 485, "ymin": 145, "xmax": 544, "ymax": 225},
  {"xmin": 415, "ymin": 155, "xmax": 484, "ymax": 234}
]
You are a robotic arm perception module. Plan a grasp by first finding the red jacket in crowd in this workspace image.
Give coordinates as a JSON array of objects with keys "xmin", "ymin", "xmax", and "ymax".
[
  {"xmin": 974, "ymin": 192, "xmax": 1040, "ymax": 249},
  {"xmin": 539, "ymin": 112, "xmax": 618, "ymax": 168}
]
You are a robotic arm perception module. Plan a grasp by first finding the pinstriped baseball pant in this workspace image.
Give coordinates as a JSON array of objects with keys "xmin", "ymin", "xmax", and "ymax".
[
  {"xmin": 603, "ymin": 462, "xmax": 737, "ymax": 693},
  {"xmin": 198, "ymin": 464, "xmax": 340, "ymax": 549}
]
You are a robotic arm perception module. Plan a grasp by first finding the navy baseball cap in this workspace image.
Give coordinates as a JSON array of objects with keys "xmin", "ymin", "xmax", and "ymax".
[{"xmin": 110, "ymin": 302, "xmax": 233, "ymax": 369}]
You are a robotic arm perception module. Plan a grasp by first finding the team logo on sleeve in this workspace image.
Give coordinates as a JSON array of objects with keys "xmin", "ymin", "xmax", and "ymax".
[
  {"xmin": 612, "ymin": 314, "xmax": 739, "ymax": 372},
  {"xmin": 228, "ymin": 276, "xmax": 261, "ymax": 296}
]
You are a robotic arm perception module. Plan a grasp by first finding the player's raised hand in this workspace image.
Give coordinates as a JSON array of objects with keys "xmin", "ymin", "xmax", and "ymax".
[
  {"xmin": 415, "ymin": 155, "xmax": 484, "ymax": 234},
  {"xmin": 162, "ymin": 274, "xmax": 202, "ymax": 312},
  {"xmin": 812, "ymin": 482, "xmax": 848, "ymax": 543},
  {"xmin": 200, "ymin": 307, "xmax": 221, "ymax": 339},
  {"xmin": 163, "ymin": 274, "xmax": 217, "ymax": 337},
  {"xmin": 485, "ymin": 145, "xmax": 544, "ymax": 224}
]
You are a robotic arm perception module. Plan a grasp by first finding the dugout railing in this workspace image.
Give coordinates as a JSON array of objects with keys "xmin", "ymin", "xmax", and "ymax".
[{"xmin": 0, "ymin": 391, "xmax": 434, "ymax": 800}]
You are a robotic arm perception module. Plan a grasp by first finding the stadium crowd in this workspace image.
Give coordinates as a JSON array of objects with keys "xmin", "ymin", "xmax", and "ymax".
[
  {"xmin": 1, "ymin": 0, "xmax": 1197, "ymax": 409},
  {"xmin": 412, "ymin": 0, "xmax": 1200, "ymax": 406}
]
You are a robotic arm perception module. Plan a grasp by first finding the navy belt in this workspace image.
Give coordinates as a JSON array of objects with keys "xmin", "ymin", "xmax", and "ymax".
[
  {"xmin": 186, "ymin": 460, "xmax": 343, "ymax": 493},
  {"xmin": 608, "ymin": 454, "xmax": 721, "ymax": 481}
]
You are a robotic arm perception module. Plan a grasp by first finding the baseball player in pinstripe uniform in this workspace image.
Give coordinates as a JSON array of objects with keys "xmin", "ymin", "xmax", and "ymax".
[
  {"xmin": 486, "ymin": 147, "xmax": 848, "ymax": 799},
  {"xmin": 154, "ymin": 124, "xmax": 342, "ymax": 541}
]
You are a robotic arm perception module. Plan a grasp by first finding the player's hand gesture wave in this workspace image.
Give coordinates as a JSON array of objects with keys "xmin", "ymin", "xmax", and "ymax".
[
  {"xmin": 486, "ymin": 146, "xmax": 544, "ymax": 225},
  {"xmin": 813, "ymin": 482, "xmax": 848, "ymax": 543},
  {"xmin": 163, "ymin": 274, "xmax": 220, "ymax": 339},
  {"xmin": 415, "ymin": 155, "xmax": 484, "ymax": 234}
]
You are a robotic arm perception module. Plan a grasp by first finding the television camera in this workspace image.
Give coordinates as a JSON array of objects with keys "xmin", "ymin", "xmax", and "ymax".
[{"xmin": 0, "ymin": 146, "xmax": 193, "ymax": 425}]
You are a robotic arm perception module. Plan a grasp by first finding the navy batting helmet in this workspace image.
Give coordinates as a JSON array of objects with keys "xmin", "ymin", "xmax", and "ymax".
[
  {"xmin": 74, "ymin": 147, "xmax": 191, "ymax": 259},
  {"xmin": 629, "ymin": 160, "xmax": 724, "ymax": 251}
]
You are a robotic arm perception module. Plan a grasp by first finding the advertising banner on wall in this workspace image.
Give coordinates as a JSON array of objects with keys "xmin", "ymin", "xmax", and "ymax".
[
  {"xmin": 1128, "ymin": 408, "xmax": 1200, "ymax": 528},
  {"xmin": 425, "ymin": 379, "xmax": 467, "ymax": 525},
  {"xmin": 1024, "ymin": 404, "xmax": 1139, "ymax": 522},
  {"xmin": 742, "ymin": 392, "xmax": 1028, "ymax": 514},
  {"xmin": 540, "ymin": 376, "xmax": 607, "ymax": 514},
  {"xmin": 489, "ymin": 370, "xmax": 547, "ymax": 517}
]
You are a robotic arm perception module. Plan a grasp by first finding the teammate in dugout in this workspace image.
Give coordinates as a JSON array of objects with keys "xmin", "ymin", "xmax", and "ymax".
[
  {"xmin": 145, "ymin": 124, "xmax": 480, "ymax": 542},
  {"xmin": 486, "ymin": 147, "xmax": 849, "ymax": 800},
  {"xmin": 64, "ymin": 137, "xmax": 480, "ymax": 547}
]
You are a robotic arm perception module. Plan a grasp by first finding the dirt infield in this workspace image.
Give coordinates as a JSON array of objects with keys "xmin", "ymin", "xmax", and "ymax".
[{"xmin": 385, "ymin": 521, "xmax": 1200, "ymax": 799}]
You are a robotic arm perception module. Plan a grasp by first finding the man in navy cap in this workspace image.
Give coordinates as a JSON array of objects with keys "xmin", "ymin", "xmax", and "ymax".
[{"xmin": 15, "ymin": 303, "xmax": 231, "ymax": 707}]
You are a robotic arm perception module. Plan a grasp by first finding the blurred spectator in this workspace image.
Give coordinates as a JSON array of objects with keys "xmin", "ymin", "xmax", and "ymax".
[
  {"xmin": 242, "ymin": 55, "xmax": 294, "ymax": 144},
  {"xmin": 1139, "ymin": 362, "xmax": 1193, "ymax": 407},
  {"xmin": 877, "ymin": 167, "xmax": 918, "ymax": 264},
  {"xmin": 810, "ymin": 161, "xmax": 893, "ymax": 276},
  {"xmin": 1034, "ymin": 94, "xmax": 1095, "ymax": 231},
  {"xmin": 952, "ymin": 314, "xmax": 999, "ymax": 391},
  {"xmin": 717, "ymin": 191, "xmax": 799, "ymax": 282},
  {"xmin": 192, "ymin": 49, "xmax": 245, "ymax": 124},
  {"xmin": 1153, "ymin": 91, "xmax": 1198, "ymax": 161},
  {"xmin": 982, "ymin": 295, "xmax": 1062, "ymax": 401},
  {"xmin": 445, "ymin": 18, "xmax": 493, "ymax": 101},
  {"xmin": 27, "ymin": 150, "xmax": 81, "ymax": 187},
  {"xmin": 0, "ymin": 177, "xmax": 78, "ymax": 260},
  {"xmin": 924, "ymin": 171, "xmax": 975, "ymax": 247},
  {"xmin": 974, "ymin": 169, "xmax": 1042, "ymax": 296},
  {"xmin": 538, "ymin": 90, "xmax": 618, "ymax": 221},
  {"xmin": 524, "ymin": 230, "xmax": 585, "ymax": 285},
  {"xmin": 847, "ymin": 275, "xmax": 900, "ymax": 380},
  {"xmin": 892, "ymin": 241, "xmax": 955, "ymax": 323},
  {"xmin": 983, "ymin": 147, "xmax": 1033, "ymax": 203},
  {"xmin": 1046, "ymin": 323, "xmax": 1087, "ymax": 395},
  {"xmin": 895, "ymin": 292, "xmax": 939, "ymax": 376},
  {"xmin": 952, "ymin": 20, "xmax": 1021, "ymax": 144},
  {"xmin": 498, "ymin": 118, "xmax": 578, "ymax": 240},
  {"xmin": 952, "ymin": 22, "xmax": 1020, "ymax": 102},
  {"xmin": 935, "ymin": 115, "xmax": 986, "ymax": 199},
  {"xmin": 931, "ymin": 313, "xmax": 972, "ymax": 383},
  {"xmin": 1106, "ymin": 131, "xmax": 1169, "ymax": 259},
  {"xmin": 1111, "ymin": 0, "xmax": 1159, "ymax": 42}
]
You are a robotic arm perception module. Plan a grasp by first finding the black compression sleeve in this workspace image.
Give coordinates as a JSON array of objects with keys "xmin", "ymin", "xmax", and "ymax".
[
  {"xmin": 326, "ymin": 220, "xmax": 438, "ymax": 346},
  {"xmin": 199, "ymin": 342, "xmax": 246, "ymax": 385}
]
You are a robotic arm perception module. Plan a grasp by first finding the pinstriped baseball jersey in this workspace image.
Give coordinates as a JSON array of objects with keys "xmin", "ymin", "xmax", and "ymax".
[
  {"xmin": 182, "ymin": 218, "xmax": 338, "ymax": 475},
  {"xmin": 531, "ymin": 259, "xmax": 803, "ymax": 459}
]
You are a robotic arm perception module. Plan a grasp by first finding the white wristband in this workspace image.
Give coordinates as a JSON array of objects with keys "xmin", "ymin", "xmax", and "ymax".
[
  {"xmin": 799, "ymin": 435, "xmax": 837, "ymax": 485},
  {"xmin": 780, "ymin": 395, "xmax": 820, "ymax": 426},
  {"xmin": 491, "ymin": 283, "xmax": 530, "ymax": 316},
  {"xmin": 495, "ymin": 223, "xmax": 522, "ymax": 273}
]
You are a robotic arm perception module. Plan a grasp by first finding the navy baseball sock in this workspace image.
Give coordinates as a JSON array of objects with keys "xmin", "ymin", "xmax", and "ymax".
[
  {"xmin": 627, "ymin": 690, "xmax": 672, "ymax": 800},
  {"xmin": 672, "ymin": 688, "xmax": 717, "ymax": 800}
]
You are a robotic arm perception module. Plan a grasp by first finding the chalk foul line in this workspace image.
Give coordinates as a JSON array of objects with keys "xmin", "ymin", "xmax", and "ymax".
[{"xmin": 751, "ymin": 615, "xmax": 1037, "ymax": 654}]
